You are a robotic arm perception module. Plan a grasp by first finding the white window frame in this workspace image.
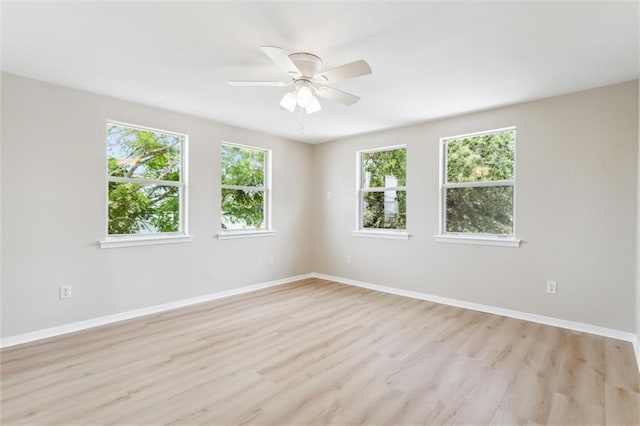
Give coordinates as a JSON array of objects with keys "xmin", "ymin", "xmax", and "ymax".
[
  {"xmin": 218, "ymin": 141, "xmax": 273, "ymax": 240},
  {"xmin": 100, "ymin": 121, "xmax": 191, "ymax": 249},
  {"xmin": 436, "ymin": 126, "xmax": 520, "ymax": 247},
  {"xmin": 353, "ymin": 144, "xmax": 409, "ymax": 240}
]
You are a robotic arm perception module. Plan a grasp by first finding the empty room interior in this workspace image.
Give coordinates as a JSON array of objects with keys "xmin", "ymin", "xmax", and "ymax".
[{"xmin": 1, "ymin": 1, "xmax": 640, "ymax": 425}]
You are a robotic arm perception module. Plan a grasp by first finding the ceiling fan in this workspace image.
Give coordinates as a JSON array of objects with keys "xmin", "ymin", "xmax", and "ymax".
[{"xmin": 229, "ymin": 46, "xmax": 372, "ymax": 114}]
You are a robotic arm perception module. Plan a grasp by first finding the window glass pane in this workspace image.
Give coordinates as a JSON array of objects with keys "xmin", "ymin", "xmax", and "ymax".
[
  {"xmin": 107, "ymin": 124, "xmax": 182, "ymax": 181},
  {"xmin": 446, "ymin": 186, "xmax": 513, "ymax": 235},
  {"xmin": 362, "ymin": 190, "xmax": 406, "ymax": 230},
  {"xmin": 446, "ymin": 130, "xmax": 514, "ymax": 183},
  {"xmin": 221, "ymin": 145, "xmax": 265, "ymax": 187},
  {"xmin": 221, "ymin": 189, "xmax": 265, "ymax": 230},
  {"xmin": 362, "ymin": 148, "xmax": 406, "ymax": 188},
  {"xmin": 108, "ymin": 182, "xmax": 180, "ymax": 235}
]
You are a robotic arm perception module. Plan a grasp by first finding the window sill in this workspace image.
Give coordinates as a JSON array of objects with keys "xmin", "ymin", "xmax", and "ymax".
[
  {"xmin": 217, "ymin": 230, "xmax": 275, "ymax": 240},
  {"xmin": 99, "ymin": 234, "xmax": 193, "ymax": 249},
  {"xmin": 434, "ymin": 234, "xmax": 521, "ymax": 247},
  {"xmin": 353, "ymin": 230, "xmax": 410, "ymax": 240}
]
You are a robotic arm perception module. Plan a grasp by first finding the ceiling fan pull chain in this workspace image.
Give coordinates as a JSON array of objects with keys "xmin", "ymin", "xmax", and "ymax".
[{"xmin": 299, "ymin": 106, "xmax": 305, "ymax": 135}]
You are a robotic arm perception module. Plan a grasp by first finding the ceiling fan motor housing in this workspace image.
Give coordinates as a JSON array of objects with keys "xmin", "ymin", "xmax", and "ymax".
[{"xmin": 289, "ymin": 52, "xmax": 323, "ymax": 78}]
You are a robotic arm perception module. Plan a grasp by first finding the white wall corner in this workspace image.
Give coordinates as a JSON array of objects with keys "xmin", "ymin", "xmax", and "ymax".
[
  {"xmin": 633, "ymin": 335, "xmax": 640, "ymax": 375},
  {"xmin": 636, "ymin": 76, "xmax": 640, "ymax": 374}
]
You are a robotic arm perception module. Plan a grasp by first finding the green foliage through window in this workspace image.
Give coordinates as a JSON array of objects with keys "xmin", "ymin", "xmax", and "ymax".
[
  {"xmin": 444, "ymin": 129, "xmax": 515, "ymax": 235},
  {"xmin": 360, "ymin": 147, "xmax": 407, "ymax": 230},
  {"xmin": 221, "ymin": 144, "xmax": 268, "ymax": 230},
  {"xmin": 107, "ymin": 123, "xmax": 184, "ymax": 235},
  {"xmin": 446, "ymin": 186, "xmax": 513, "ymax": 234},
  {"xmin": 446, "ymin": 130, "xmax": 514, "ymax": 183}
]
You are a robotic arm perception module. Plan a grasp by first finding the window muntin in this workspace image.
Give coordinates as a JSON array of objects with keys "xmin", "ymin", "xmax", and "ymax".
[
  {"xmin": 358, "ymin": 146, "xmax": 407, "ymax": 231},
  {"xmin": 107, "ymin": 122, "xmax": 186, "ymax": 236},
  {"xmin": 221, "ymin": 143, "xmax": 270, "ymax": 231},
  {"xmin": 441, "ymin": 128, "xmax": 515, "ymax": 236}
]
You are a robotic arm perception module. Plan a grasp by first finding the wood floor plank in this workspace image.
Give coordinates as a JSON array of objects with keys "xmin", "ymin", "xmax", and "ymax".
[
  {"xmin": 1, "ymin": 278, "xmax": 638, "ymax": 425},
  {"xmin": 604, "ymin": 383, "xmax": 640, "ymax": 425},
  {"xmin": 497, "ymin": 363, "xmax": 559, "ymax": 424},
  {"xmin": 547, "ymin": 392, "xmax": 605, "ymax": 425},
  {"xmin": 604, "ymin": 337, "xmax": 640, "ymax": 393}
]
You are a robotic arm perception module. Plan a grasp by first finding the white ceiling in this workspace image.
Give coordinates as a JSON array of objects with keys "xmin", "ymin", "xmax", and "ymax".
[{"xmin": 2, "ymin": 1, "xmax": 638, "ymax": 143}]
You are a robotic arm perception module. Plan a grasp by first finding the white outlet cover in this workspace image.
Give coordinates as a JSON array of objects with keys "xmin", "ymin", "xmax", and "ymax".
[
  {"xmin": 59, "ymin": 285, "xmax": 72, "ymax": 299},
  {"xmin": 546, "ymin": 281, "xmax": 557, "ymax": 294}
]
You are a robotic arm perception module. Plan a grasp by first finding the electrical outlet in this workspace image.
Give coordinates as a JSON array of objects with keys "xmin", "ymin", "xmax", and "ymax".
[
  {"xmin": 267, "ymin": 256, "xmax": 274, "ymax": 266},
  {"xmin": 59, "ymin": 285, "xmax": 72, "ymax": 299},
  {"xmin": 326, "ymin": 191, "xmax": 332, "ymax": 200},
  {"xmin": 346, "ymin": 255, "xmax": 352, "ymax": 264},
  {"xmin": 546, "ymin": 281, "xmax": 557, "ymax": 294}
]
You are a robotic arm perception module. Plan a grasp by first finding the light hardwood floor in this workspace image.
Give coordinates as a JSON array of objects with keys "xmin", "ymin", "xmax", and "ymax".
[{"xmin": 1, "ymin": 278, "xmax": 639, "ymax": 425}]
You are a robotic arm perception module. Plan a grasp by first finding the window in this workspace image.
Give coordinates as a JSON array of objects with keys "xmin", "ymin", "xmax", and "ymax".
[
  {"xmin": 438, "ymin": 127, "xmax": 518, "ymax": 246},
  {"xmin": 356, "ymin": 145, "xmax": 407, "ymax": 238},
  {"xmin": 103, "ymin": 122, "xmax": 188, "ymax": 247},
  {"xmin": 220, "ymin": 143, "xmax": 271, "ymax": 236}
]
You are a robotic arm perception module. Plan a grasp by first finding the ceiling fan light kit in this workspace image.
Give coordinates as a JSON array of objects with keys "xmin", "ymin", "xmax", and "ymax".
[
  {"xmin": 278, "ymin": 80, "xmax": 322, "ymax": 114},
  {"xmin": 279, "ymin": 91, "xmax": 297, "ymax": 112},
  {"xmin": 229, "ymin": 46, "xmax": 372, "ymax": 115}
]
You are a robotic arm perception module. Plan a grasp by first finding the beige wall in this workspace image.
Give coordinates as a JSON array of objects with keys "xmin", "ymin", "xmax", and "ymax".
[
  {"xmin": 312, "ymin": 81, "xmax": 638, "ymax": 332},
  {"xmin": 1, "ymin": 73, "xmax": 313, "ymax": 337},
  {"xmin": 2, "ymin": 74, "xmax": 638, "ymax": 338}
]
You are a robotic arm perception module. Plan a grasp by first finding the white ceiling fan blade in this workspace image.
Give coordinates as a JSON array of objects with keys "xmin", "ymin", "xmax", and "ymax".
[
  {"xmin": 318, "ymin": 60, "xmax": 372, "ymax": 83},
  {"xmin": 228, "ymin": 81, "xmax": 291, "ymax": 87},
  {"xmin": 316, "ymin": 86, "xmax": 360, "ymax": 106},
  {"xmin": 260, "ymin": 46, "xmax": 301, "ymax": 76}
]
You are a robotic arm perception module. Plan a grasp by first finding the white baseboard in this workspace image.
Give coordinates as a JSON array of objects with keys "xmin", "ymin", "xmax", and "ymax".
[
  {"xmin": 3, "ymin": 271, "xmax": 639, "ymax": 375},
  {"xmin": 0, "ymin": 273, "xmax": 313, "ymax": 349},
  {"xmin": 311, "ymin": 272, "xmax": 637, "ymax": 344}
]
